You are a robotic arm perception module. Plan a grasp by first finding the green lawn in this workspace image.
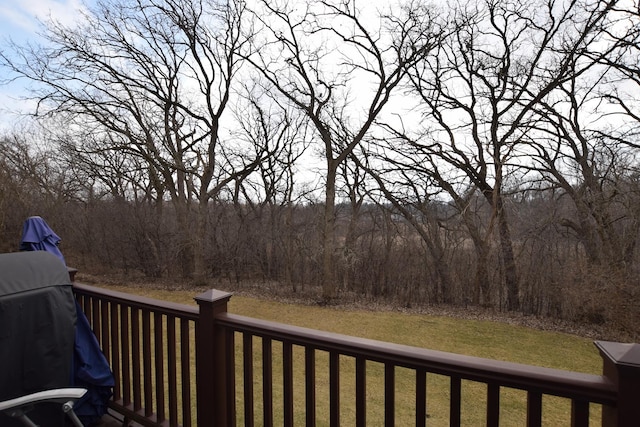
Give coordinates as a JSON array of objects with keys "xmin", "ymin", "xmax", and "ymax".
[{"xmin": 103, "ymin": 284, "xmax": 604, "ymax": 426}]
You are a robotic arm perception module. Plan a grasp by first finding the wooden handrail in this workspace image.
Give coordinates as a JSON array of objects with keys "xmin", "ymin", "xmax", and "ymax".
[
  {"xmin": 73, "ymin": 282, "xmax": 198, "ymax": 319},
  {"xmin": 72, "ymin": 283, "xmax": 639, "ymax": 427},
  {"xmin": 216, "ymin": 312, "xmax": 617, "ymax": 404}
]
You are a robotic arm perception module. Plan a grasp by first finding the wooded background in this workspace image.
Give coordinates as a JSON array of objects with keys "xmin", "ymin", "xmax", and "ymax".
[{"xmin": 1, "ymin": 0, "xmax": 638, "ymax": 338}]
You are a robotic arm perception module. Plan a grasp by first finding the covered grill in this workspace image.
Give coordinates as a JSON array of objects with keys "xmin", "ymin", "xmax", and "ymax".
[{"xmin": 0, "ymin": 251, "xmax": 77, "ymax": 425}]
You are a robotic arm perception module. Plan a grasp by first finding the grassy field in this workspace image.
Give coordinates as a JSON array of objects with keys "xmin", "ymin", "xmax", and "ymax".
[{"xmin": 102, "ymin": 284, "xmax": 604, "ymax": 426}]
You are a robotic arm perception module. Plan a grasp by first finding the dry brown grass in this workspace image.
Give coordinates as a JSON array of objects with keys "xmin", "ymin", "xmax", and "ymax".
[{"xmin": 80, "ymin": 273, "xmax": 610, "ymax": 426}]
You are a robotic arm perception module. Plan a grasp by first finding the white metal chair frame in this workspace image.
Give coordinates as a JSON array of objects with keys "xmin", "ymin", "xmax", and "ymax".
[{"xmin": 0, "ymin": 388, "xmax": 87, "ymax": 427}]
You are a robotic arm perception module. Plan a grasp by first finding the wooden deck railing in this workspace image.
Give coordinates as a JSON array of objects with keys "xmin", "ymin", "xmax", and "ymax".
[
  {"xmin": 73, "ymin": 283, "xmax": 199, "ymax": 426},
  {"xmin": 72, "ymin": 283, "xmax": 640, "ymax": 427}
]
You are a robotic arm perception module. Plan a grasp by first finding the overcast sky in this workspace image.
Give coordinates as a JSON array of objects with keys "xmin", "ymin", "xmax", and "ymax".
[{"xmin": 0, "ymin": 0, "xmax": 89, "ymax": 131}]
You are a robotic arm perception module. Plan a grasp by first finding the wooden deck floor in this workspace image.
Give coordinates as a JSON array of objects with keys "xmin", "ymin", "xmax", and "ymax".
[
  {"xmin": 93, "ymin": 409, "xmax": 141, "ymax": 427},
  {"xmin": 94, "ymin": 413, "xmax": 123, "ymax": 426}
]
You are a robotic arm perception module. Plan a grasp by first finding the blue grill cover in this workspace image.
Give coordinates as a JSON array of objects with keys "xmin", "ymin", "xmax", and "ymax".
[
  {"xmin": 19, "ymin": 216, "xmax": 66, "ymax": 265},
  {"xmin": 17, "ymin": 217, "xmax": 115, "ymax": 425}
]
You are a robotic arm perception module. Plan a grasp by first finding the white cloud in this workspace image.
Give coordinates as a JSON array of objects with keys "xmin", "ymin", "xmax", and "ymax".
[
  {"xmin": 0, "ymin": 0, "xmax": 90, "ymax": 131},
  {"xmin": 0, "ymin": 0, "xmax": 87, "ymax": 34}
]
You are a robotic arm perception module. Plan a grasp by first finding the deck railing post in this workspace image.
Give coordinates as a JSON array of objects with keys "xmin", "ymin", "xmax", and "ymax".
[
  {"xmin": 195, "ymin": 289, "xmax": 233, "ymax": 427},
  {"xmin": 595, "ymin": 341, "xmax": 640, "ymax": 427}
]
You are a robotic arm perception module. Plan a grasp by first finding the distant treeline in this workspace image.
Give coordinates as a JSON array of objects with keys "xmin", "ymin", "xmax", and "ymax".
[{"xmin": 1, "ymin": 155, "xmax": 638, "ymax": 339}]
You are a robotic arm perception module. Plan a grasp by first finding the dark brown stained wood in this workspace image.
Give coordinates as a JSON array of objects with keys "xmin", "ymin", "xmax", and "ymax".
[
  {"xmin": 120, "ymin": 306, "xmax": 131, "ymax": 407},
  {"xmin": 415, "ymin": 369, "xmax": 427, "ymax": 427},
  {"xmin": 305, "ymin": 346, "xmax": 316, "ymax": 427},
  {"xmin": 486, "ymin": 383, "xmax": 500, "ymax": 427},
  {"xmin": 283, "ymin": 341, "xmax": 294, "ymax": 427},
  {"xmin": 384, "ymin": 363, "xmax": 395, "ymax": 427},
  {"xmin": 262, "ymin": 338, "xmax": 274, "ymax": 427},
  {"xmin": 355, "ymin": 357, "xmax": 366, "ymax": 427},
  {"xmin": 131, "ymin": 307, "xmax": 142, "ymax": 413},
  {"xmin": 180, "ymin": 318, "xmax": 192, "ymax": 427},
  {"xmin": 527, "ymin": 391, "xmax": 542, "ymax": 427},
  {"xmin": 571, "ymin": 399, "xmax": 589, "ymax": 427},
  {"xmin": 167, "ymin": 315, "xmax": 178, "ymax": 427},
  {"xmin": 243, "ymin": 333, "xmax": 254, "ymax": 427},
  {"xmin": 110, "ymin": 303, "xmax": 121, "ymax": 402},
  {"xmin": 74, "ymin": 283, "xmax": 636, "ymax": 427},
  {"xmin": 450, "ymin": 376, "xmax": 461, "ymax": 427},
  {"xmin": 329, "ymin": 352, "xmax": 340, "ymax": 427}
]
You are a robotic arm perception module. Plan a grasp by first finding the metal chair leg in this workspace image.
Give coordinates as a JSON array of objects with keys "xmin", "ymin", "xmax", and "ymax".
[{"xmin": 62, "ymin": 401, "xmax": 84, "ymax": 427}]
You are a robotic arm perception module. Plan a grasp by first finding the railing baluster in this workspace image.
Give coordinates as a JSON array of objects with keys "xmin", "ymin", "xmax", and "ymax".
[
  {"xmin": 142, "ymin": 309, "xmax": 153, "ymax": 417},
  {"xmin": 121, "ymin": 305, "xmax": 131, "ymax": 407},
  {"xmin": 226, "ymin": 328, "xmax": 237, "ymax": 426},
  {"xmin": 74, "ymin": 284, "xmax": 200, "ymax": 427},
  {"xmin": 571, "ymin": 399, "xmax": 589, "ymax": 427},
  {"xmin": 78, "ymin": 295, "xmax": 89, "ymax": 319},
  {"xmin": 131, "ymin": 307, "xmax": 142, "ymax": 412},
  {"xmin": 283, "ymin": 341, "xmax": 294, "ymax": 427},
  {"xmin": 526, "ymin": 391, "xmax": 542, "ymax": 427},
  {"xmin": 243, "ymin": 333, "xmax": 255, "ymax": 426},
  {"xmin": 487, "ymin": 383, "xmax": 500, "ymax": 427},
  {"xmin": 415, "ymin": 368, "xmax": 427, "ymax": 427},
  {"xmin": 167, "ymin": 315, "xmax": 178, "ymax": 427},
  {"xmin": 355, "ymin": 357, "xmax": 366, "ymax": 427},
  {"xmin": 262, "ymin": 338, "xmax": 274, "ymax": 427},
  {"xmin": 305, "ymin": 346, "xmax": 316, "ymax": 426},
  {"xmin": 154, "ymin": 312, "xmax": 165, "ymax": 422},
  {"xmin": 329, "ymin": 352, "xmax": 340, "ymax": 427},
  {"xmin": 110, "ymin": 302, "xmax": 121, "ymax": 402},
  {"xmin": 450, "ymin": 376, "xmax": 461, "ymax": 427},
  {"xmin": 92, "ymin": 297, "xmax": 100, "ymax": 343},
  {"xmin": 385, "ymin": 363, "xmax": 395, "ymax": 427},
  {"xmin": 180, "ymin": 318, "xmax": 192, "ymax": 427},
  {"xmin": 101, "ymin": 300, "xmax": 110, "ymax": 361}
]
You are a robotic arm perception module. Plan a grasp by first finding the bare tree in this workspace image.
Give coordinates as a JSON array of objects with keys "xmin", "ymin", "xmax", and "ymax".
[
  {"xmin": 590, "ymin": 4, "xmax": 640, "ymax": 146},
  {"xmin": 1, "ymin": 0, "xmax": 272, "ymax": 280},
  {"xmin": 355, "ymin": 139, "xmax": 493, "ymax": 305},
  {"xmin": 391, "ymin": 0, "xmax": 620, "ymax": 310},
  {"xmin": 519, "ymin": 1, "xmax": 640, "ymax": 273},
  {"xmin": 221, "ymin": 81, "xmax": 312, "ymax": 285},
  {"xmin": 335, "ymin": 157, "xmax": 371, "ymax": 293},
  {"xmin": 529, "ymin": 73, "xmax": 640, "ymax": 269},
  {"xmin": 244, "ymin": 0, "xmax": 441, "ymax": 299},
  {"xmin": 0, "ymin": 129, "xmax": 86, "ymax": 254}
]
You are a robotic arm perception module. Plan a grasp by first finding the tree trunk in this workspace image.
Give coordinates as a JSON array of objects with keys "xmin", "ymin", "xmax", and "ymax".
[
  {"xmin": 496, "ymin": 197, "xmax": 519, "ymax": 310},
  {"xmin": 322, "ymin": 164, "xmax": 338, "ymax": 300},
  {"xmin": 473, "ymin": 244, "xmax": 491, "ymax": 306},
  {"xmin": 192, "ymin": 200, "xmax": 208, "ymax": 283}
]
